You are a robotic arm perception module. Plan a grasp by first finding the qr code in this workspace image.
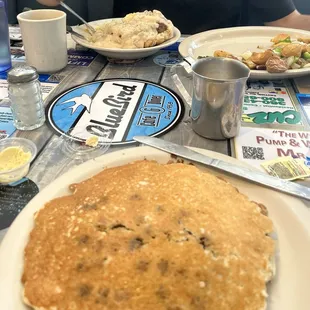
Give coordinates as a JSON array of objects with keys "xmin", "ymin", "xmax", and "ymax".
[
  {"xmin": 0, "ymin": 133, "xmax": 8, "ymax": 140},
  {"xmin": 242, "ymin": 146, "xmax": 265, "ymax": 160}
]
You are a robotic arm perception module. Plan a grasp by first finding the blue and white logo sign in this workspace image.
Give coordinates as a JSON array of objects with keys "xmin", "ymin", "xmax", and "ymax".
[
  {"xmin": 153, "ymin": 52, "xmax": 182, "ymax": 67},
  {"xmin": 46, "ymin": 79, "xmax": 184, "ymax": 145}
]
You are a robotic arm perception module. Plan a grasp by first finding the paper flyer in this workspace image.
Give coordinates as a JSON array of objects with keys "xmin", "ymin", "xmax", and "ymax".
[
  {"xmin": 233, "ymin": 127, "xmax": 310, "ymax": 171},
  {"xmin": 0, "ymin": 80, "xmax": 15, "ymax": 139},
  {"xmin": 0, "ymin": 79, "xmax": 8, "ymax": 100},
  {"xmin": 10, "ymin": 48, "xmax": 97, "ymax": 67},
  {"xmin": 67, "ymin": 50, "xmax": 97, "ymax": 67},
  {"xmin": 296, "ymin": 94, "xmax": 310, "ymax": 126},
  {"xmin": 0, "ymin": 178, "xmax": 39, "ymax": 229},
  {"xmin": 243, "ymin": 80, "xmax": 302, "ymax": 126},
  {"xmin": 0, "ymin": 106, "xmax": 15, "ymax": 139}
]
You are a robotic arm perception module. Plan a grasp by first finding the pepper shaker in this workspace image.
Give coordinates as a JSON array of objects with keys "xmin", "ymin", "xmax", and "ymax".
[{"xmin": 7, "ymin": 66, "xmax": 46, "ymax": 130}]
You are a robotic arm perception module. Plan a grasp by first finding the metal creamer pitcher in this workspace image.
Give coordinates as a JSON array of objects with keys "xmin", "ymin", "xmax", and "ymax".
[{"xmin": 178, "ymin": 57, "xmax": 250, "ymax": 140}]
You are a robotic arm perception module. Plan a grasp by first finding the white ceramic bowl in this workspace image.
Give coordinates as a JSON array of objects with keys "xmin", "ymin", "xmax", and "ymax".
[
  {"xmin": 0, "ymin": 138, "xmax": 37, "ymax": 185},
  {"xmin": 71, "ymin": 18, "xmax": 181, "ymax": 60}
]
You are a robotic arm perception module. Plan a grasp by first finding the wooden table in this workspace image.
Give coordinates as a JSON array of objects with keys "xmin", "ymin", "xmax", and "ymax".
[{"xmin": 1, "ymin": 49, "xmax": 310, "ymax": 243}]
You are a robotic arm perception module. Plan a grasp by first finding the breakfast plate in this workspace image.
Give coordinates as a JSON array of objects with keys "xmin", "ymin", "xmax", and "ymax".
[
  {"xmin": 71, "ymin": 19, "xmax": 181, "ymax": 60},
  {"xmin": 0, "ymin": 146, "xmax": 310, "ymax": 309},
  {"xmin": 179, "ymin": 26, "xmax": 310, "ymax": 80}
]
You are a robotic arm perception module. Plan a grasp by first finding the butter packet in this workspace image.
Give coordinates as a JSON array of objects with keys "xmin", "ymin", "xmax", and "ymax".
[{"xmin": 261, "ymin": 156, "xmax": 310, "ymax": 181}]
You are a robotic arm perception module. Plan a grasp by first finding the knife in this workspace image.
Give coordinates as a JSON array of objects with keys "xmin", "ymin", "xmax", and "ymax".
[{"xmin": 133, "ymin": 136, "xmax": 310, "ymax": 202}]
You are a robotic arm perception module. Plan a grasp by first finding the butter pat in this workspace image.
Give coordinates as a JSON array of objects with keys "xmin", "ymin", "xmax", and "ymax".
[
  {"xmin": 261, "ymin": 156, "xmax": 310, "ymax": 181},
  {"xmin": 85, "ymin": 136, "xmax": 99, "ymax": 147},
  {"xmin": 0, "ymin": 146, "xmax": 31, "ymax": 171}
]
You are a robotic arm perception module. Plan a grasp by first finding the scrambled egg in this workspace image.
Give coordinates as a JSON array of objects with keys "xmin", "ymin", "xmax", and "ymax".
[{"xmin": 0, "ymin": 146, "xmax": 31, "ymax": 171}]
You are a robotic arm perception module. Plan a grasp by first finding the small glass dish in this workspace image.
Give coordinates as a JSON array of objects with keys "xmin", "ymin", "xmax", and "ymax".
[
  {"xmin": 59, "ymin": 127, "xmax": 113, "ymax": 161},
  {"xmin": 0, "ymin": 137, "xmax": 37, "ymax": 185}
]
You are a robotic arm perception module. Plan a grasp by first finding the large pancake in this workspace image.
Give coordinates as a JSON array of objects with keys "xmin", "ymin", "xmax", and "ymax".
[{"xmin": 22, "ymin": 160, "xmax": 275, "ymax": 310}]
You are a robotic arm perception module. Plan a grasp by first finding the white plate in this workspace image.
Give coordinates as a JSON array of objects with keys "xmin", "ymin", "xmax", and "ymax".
[
  {"xmin": 0, "ymin": 146, "xmax": 310, "ymax": 310},
  {"xmin": 179, "ymin": 26, "xmax": 310, "ymax": 80},
  {"xmin": 72, "ymin": 19, "xmax": 181, "ymax": 60}
]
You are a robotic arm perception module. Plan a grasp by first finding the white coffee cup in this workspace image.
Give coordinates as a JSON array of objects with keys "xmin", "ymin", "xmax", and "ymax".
[{"xmin": 17, "ymin": 9, "xmax": 68, "ymax": 73}]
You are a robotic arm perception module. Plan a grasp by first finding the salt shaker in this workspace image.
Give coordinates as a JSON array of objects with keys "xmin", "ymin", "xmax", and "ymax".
[{"xmin": 7, "ymin": 66, "xmax": 46, "ymax": 130}]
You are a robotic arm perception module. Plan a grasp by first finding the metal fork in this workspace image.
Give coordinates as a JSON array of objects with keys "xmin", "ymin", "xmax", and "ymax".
[{"xmin": 60, "ymin": 2, "xmax": 96, "ymax": 34}]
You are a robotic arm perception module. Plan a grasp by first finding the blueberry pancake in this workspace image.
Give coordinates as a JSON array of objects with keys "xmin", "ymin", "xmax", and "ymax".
[{"xmin": 22, "ymin": 160, "xmax": 275, "ymax": 310}]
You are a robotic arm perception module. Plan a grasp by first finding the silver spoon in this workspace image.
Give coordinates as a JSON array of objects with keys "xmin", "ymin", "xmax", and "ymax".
[
  {"xmin": 60, "ymin": 2, "xmax": 96, "ymax": 34},
  {"xmin": 66, "ymin": 25, "xmax": 88, "ymax": 41}
]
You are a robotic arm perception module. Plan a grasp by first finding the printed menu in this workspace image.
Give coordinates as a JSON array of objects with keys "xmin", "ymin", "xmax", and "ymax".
[
  {"xmin": 10, "ymin": 47, "xmax": 97, "ymax": 67},
  {"xmin": 234, "ymin": 127, "xmax": 310, "ymax": 171},
  {"xmin": 242, "ymin": 80, "xmax": 302, "ymax": 126},
  {"xmin": 233, "ymin": 80, "xmax": 310, "ymax": 169},
  {"xmin": 297, "ymin": 94, "xmax": 310, "ymax": 126}
]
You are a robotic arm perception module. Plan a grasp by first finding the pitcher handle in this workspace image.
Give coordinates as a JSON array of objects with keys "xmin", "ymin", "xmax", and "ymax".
[
  {"xmin": 170, "ymin": 56, "xmax": 196, "ymax": 108},
  {"xmin": 184, "ymin": 56, "xmax": 196, "ymax": 66}
]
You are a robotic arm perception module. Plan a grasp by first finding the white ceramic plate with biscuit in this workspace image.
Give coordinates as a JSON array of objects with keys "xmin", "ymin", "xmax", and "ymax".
[
  {"xmin": 0, "ymin": 146, "xmax": 310, "ymax": 309},
  {"xmin": 179, "ymin": 26, "xmax": 310, "ymax": 80},
  {"xmin": 71, "ymin": 19, "xmax": 181, "ymax": 60}
]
